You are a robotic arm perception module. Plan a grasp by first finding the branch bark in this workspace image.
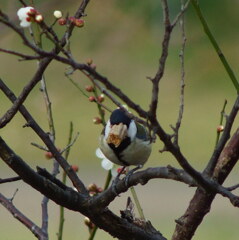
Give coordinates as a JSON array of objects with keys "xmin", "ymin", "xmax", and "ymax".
[
  {"xmin": 0, "ymin": 193, "xmax": 48, "ymax": 240},
  {"xmin": 172, "ymin": 126, "xmax": 239, "ymax": 240}
]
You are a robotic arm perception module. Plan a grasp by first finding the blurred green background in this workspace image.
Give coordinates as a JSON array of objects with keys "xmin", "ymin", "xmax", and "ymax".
[{"xmin": 1, "ymin": 1, "xmax": 239, "ymax": 239}]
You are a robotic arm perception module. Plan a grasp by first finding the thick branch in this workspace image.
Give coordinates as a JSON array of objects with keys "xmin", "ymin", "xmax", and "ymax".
[
  {"xmin": 0, "ymin": 137, "xmax": 88, "ymax": 212},
  {"xmin": 172, "ymin": 126, "xmax": 239, "ymax": 240},
  {"xmin": 0, "ymin": 136, "xmax": 166, "ymax": 240},
  {"xmin": 204, "ymin": 95, "xmax": 239, "ymax": 175},
  {"xmin": 93, "ymin": 166, "xmax": 195, "ymax": 209},
  {"xmin": 0, "ymin": 78, "xmax": 88, "ymax": 194}
]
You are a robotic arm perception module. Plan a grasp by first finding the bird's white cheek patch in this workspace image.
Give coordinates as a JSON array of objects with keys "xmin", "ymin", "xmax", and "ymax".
[
  {"xmin": 104, "ymin": 120, "xmax": 111, "ymax": 140},
  {"xmin": 127, "ymin": 121, "xmax": 137, "ymax": 141}
]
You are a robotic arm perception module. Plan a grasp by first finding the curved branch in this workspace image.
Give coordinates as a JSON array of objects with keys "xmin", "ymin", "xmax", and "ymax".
[
  {"xmin": 0, "ymin": 136, "xmax": 166, "ymax": 240},
  {"xmin": 0, "ymin": 137, "xmax": 87, "ymax": 211},
  {"xmin": 0, "ymin": 193, "xmax": 47, "ymax": 240},
  {"xmin": 0, "ymin": 78, "xmax": 88, "ymax": 194},
  {"xmin": 172, "ymin": 126, "xmax": 239, "ymax": 240},
  {"xmin": 149, "ymin": 0, "xmax": 172, "ymax": 119}
]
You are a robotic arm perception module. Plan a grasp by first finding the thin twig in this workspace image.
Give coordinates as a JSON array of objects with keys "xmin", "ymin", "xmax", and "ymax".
[
  {"xmin": 172, "ymin": 0, "xmax": 187, "ymax": 145},
  {"xmin": 204, "ymin": 95, "xmax": 239, "ymax": 176},
  {"xmin": 0, "ymin": 48, "xmax": 41, "ymax": 60},
  {"xmin": 227, "ymin": 184, "xmax": 239, "ymax": 192},
  {"xmin": 0, "ymin": 78, "xmax": 88, "ymax": 194},
  {"xmin": 31, "ymin": 142, "xmax": 49, "ymax": 151},
  {"xmin": 60, "ymin": 132, "xmax": 80, "ymax": 155},
  {"xmin": 58, "ymin": 122, "xmax": 74, "ymax": 240},
  {"xmin": 215, "ymin": 99, "xmax": 227, "ymax": 147},
  {"xmin": 171, "ymin": 0, "xmax": 190, "ymax": 28},
  {"xmin": 0, "ymin": 176, "xmax": 21, "ymax": 184},
  {"xmin": 191, "ymin": 0, "xmax": 239, "ymax": 93},
  {"xmin": 148, "ymin": 0, "xmax": 172, "ymax": 119},
  {"xmin": 0, "ymin": 193, "xmax": 48, "ymax": 240}
]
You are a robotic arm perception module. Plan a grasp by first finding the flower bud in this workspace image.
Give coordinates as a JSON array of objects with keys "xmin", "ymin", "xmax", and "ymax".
[
  {"xmin": 117, "ymin": 167, "xmax": 126, "ymax": 174},
  {"xmin": 27, "ymin": 8, "xmax": 37, "ymax": 17},
  {"xmin": 88, "ymin": 96, "xmax": 96, "ymax": 102},
  {"xmin": 58, "ymin": 18, "xmax": 66, "ymax": 25},
  {"xmin": 217, "ymin": 125, "xmax": 224, "ymax": 133},
  {"xmin": 71, "ymin": 165, "xmax": 79, "ymax": 172},
  {"xmin": 88, "ymin": 183, "xmax": 98, "ymax": 192},
  {"xmin": 69, "ymin": 16, "xmax": 76, "ymax": 23},
  {"xmin": 84, "ymin": 217, "xmax": 94, "ymax": 229},
  {"xmin": 85, "ymin": 85, "xmax": 94, "ymax": 92},
  {"xmin": 91, "ymin": 64, "xmax": 97, "ymax": 70},
  {"xmin": 53, "ymin": 10, "xmax": 62, "ymax": 19},
  {"xmin": 86, "ymin": 58, "xmax": 93, "ymax": 65},
  {"xmin": 35, "ymin": 14, "xmax": 43, "ymax": 23},
  {"xmin": 93, "ymin": 117, "xmax": 102, "ymax": 124},
  {"xmin": 74, "ymin": 18, "xmax": 84, "ymax": 28},
  {"xmin": 45, "ymin": 151, "xmax": 53, "ymax": 159},
  {"xmin": 97, "ymin": 94, "xmax": 105, "ymax": 103}
]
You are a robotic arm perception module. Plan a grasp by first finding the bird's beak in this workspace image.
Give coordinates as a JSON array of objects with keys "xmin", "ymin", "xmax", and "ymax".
[{"xmin": 107, "ymin": 123, "xmax": 127, "ymax": 147}]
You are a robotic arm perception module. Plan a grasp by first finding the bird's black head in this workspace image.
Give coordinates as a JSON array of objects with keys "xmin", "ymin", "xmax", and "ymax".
[{"xmin": 110, "ymin": 109, "xmax": 131, "ymax": 127}]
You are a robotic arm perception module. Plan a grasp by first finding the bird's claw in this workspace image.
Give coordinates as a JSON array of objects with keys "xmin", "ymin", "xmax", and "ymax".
[{"xmin": 124, "ymin": 165, "xmax": 142, "ymax": 187}]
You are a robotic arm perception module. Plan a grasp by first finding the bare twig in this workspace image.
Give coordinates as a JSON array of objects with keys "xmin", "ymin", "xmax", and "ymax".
[
  {"xmin": 214, "ymin": 99, "xmax": 227, "ymax": 147},
  {"xmin": 57, "ymin": 122, "xmax": 74, "ymax": 240},
  {"xmin": 149, "ymin": 0, "xmax": 172, "ymax": 119},
  {"xmin": 0, "ymin": 176, "xmax": 21, "ymax": 184},
  {"xmin": 172, "ymin": 0, "xmax": 187, "ymax": 145},
  {"xmin": 0, "ymin": 48, "xmax": 41, "ymax": 60},
  {"xmin": 171, "ymin": 0, "xmax": 190, "ymax": 28},
  {"xmin": 0, "ymin": 193, "xmax": 48, "ymax": 240},
  {"xmin": 191, "ymin": 0, "xmax": 239, "ymax": 93},
  {"xmin": 204, "ymin": 95, "xmax": 239, "ymax": 176},
  {"xmin": 31, "ymin": 142, "xmax": 49, "ymax": 151},
  {"xmin": 227, "ymin": 184, "xmax": 239, "ymax": 192},
  {"xmin": 0, "ymin": 0, "xmax": 91, "ymax": 129},
  {"xmin": 60, "ymin": 132, "xmax": 80, "ymax": 155},
  {"xmin": 0, "ymin": 78, "xmax": 88, "ymax": 194}
]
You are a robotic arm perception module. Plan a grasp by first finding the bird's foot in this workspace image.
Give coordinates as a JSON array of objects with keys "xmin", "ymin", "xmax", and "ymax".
[{"xmin": 124, "ymin": 165, "xmax": 143, "ymax": 187}]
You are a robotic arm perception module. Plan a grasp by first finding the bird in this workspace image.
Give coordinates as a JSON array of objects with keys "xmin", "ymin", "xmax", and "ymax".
[{"xmin": 99, "ymin": 108, "xmax": 152, "ymax": 173}]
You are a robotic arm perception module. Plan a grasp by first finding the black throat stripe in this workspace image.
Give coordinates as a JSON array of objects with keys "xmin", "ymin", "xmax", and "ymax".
[{"xmin": 108, "ymin": 137, "xmax": 131, "ymax": 166}]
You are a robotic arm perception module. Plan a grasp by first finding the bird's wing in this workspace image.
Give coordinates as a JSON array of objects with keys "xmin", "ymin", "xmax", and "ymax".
[{"xmin": 135, "ymin": 122, "xmax": 150, "ymax": 141}]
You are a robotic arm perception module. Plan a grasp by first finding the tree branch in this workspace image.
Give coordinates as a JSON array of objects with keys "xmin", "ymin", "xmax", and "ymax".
[
  {"xmin": 0, "ymin": 193, "xmax": 48, "ymax": 240},
  {"xmin": 0, "ymin": 176, "xmax": 21, "ymax": 184},
  {"xmin": 172, "ymin": 126, "xmax": 239, "ymax": 240},
  {"xmin": 0, "ymin": 78, "xmax": 88, "ymax": 194},
  {"xmin": 149, "ymin": 0, "xmax": 172, "ymax": 119},
  {"xmin": 0, "ymin": 136, "xmax": 167, "ymax": 240}
]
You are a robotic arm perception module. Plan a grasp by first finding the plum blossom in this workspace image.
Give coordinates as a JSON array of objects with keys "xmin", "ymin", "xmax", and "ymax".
[
  {"xmin": 95, "ymin": 148, "xmax": 118, "ymax": 177},
  {"xmin": 53, "ymin": 10, "xmax": 62, "ymax": 19},
  {"xmin": 96, "ymin": 148, "xmax": 113, "ymax": 170},
  {"xmin": 17, "ymin": 7, "xmax": 35, "ymax": 28},
  {"xmin": 17, "ymin": 7, "xmax": 43, "ymax": 27}
]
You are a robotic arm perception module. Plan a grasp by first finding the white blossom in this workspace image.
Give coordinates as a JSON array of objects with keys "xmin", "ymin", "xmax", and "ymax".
[
  {"xmin": 17, "ymin": 7, "xmax": 34, "ymax": 28},
  {"xmin": 96, "ymin": 148, "xmax": 114, "ymax": 171},
  {"xmin": 53, "ymin": 10, "xmax": 62, "ymax": 19}
]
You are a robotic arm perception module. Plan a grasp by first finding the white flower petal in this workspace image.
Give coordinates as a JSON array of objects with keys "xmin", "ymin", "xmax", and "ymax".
[
  {"xmin": 95, "ymin": 148, "xmax": 105, "ymax": 159},
  {"xmin": 101, "ymin": 158, "xmax": 113, "ymax": 170},
  {"xmin": 20, "ymin": 20, "xmax": 31, "ymax": 28},
  {"xmin": 17, "ymin": 7, "xmax": 33, "ymax": 19},
  {"xmin": 53, "ymin": 10, "xmax": 62, "ymax": 19}
]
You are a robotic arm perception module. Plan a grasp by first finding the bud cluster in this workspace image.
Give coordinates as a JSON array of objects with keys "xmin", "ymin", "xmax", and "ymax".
[{"xmin": 88, "ymin": 183, "xmax": 103, "ymax": 196}]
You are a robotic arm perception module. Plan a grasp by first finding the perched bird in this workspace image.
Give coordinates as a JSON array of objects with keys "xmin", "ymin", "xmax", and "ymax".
[{"xmin": 99, "ymin": 109, "xmax": 152, "ymax": 170}]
